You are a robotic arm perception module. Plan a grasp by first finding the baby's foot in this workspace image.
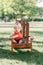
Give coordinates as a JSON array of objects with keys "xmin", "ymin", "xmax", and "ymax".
[
  {"xmin": 19, "ymin": 40, "xmax": 22, "ymax": 44},
  {"xmin": 13, "ymin": 40, "xmax": 17, "ymax": 43}
]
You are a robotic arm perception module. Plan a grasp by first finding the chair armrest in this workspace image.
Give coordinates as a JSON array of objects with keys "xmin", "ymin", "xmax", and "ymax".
[
  {"xmin": 24, "ymin": 36, "xmax": 33, "ymax": 43},
  {"xmin": 24, "ymin": 36, "xmax": 33, "ymax": 40},
  {"xmin": 29, "ymin": 36, "xmax": 33, "ymax": 40}
]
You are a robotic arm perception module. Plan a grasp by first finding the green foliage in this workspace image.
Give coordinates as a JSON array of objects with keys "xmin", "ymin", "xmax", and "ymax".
[{"xmin": 0, "ymin": 0, "xmax": 37, "ymax": 19}]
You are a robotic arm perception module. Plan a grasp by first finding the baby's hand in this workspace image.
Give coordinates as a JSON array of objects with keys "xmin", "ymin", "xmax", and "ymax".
[{"xmin": 8, "ymin": 36, "xmax": 13, "ymax": 40}]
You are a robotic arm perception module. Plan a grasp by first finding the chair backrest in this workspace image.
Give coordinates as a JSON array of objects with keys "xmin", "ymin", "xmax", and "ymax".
[{"xmin": 18, "ymin": 20, "xmax": 29, "ymax": 44}]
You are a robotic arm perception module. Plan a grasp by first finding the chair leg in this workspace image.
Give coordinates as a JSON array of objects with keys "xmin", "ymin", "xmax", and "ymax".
[
  {"xmin": 11, "ymin": 45, "xmax": 13, "ymax": 52},
  {"xmin": 30, "ymin": 43, "xmax": 32, "ymax": 53},
  {"xmin": 30, "ymin": 47, "xmax": 32, "ymax": 52},
  {"xmin": 11, "ymin": 42, "xmax": 13, "ymax": 53}
]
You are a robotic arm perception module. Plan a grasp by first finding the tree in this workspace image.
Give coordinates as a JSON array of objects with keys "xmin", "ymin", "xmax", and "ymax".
[{"xmin": 0, "ymin": 0, "xmax": 37, "ymax": 20}]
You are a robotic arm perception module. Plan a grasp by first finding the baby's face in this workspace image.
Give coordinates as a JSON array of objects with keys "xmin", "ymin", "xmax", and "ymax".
[{"xmin": 14, "ymin": 26, "xmax": 19, "ymax": 32}]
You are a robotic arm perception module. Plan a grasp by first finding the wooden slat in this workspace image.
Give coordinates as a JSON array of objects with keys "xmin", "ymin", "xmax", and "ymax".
[
  {"xmin": 22, "ymin": 21, "xmax": 25, "ymax": 37},
  {"xmin": 25, "ymin": 22, "xmax": 29, "ymax": 44},
  {"xmin": 12, "ymin": 43, "xmax": 32, "ymax": 49}
]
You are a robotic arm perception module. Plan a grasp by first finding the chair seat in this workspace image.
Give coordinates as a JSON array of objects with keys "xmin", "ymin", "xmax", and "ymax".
[{"xmin": 11, "ymin": 43, "xmax": 32, "ymax": 49}]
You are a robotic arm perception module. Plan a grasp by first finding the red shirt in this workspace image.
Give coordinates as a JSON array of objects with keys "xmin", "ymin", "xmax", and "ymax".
[{"xmin": 14, "ymin": 32, "xmax": 23, "ymax": 40}]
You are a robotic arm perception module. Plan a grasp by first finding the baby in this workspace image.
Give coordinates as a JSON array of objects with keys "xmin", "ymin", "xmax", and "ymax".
[{"xmin": 9, "ymin": 22, "xmax": 23, "ymax": 43}]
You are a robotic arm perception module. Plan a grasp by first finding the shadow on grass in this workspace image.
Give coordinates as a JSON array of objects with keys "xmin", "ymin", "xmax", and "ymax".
[
  {"xmin": 0, "ymin": 44, "xmax": 10, "ymax": 47},
  {"xmin": 30, "ymin": 31, "xmax": 43, "ymax": 35},
  {"xmin": 0, "ymin": 45, "xmax": 5, "ymax": 47},
  {"xmin": 0, "ymin": 48, "xmax": 43, "ymax": 65},
  {"xmin": 0, "ymin": 32, "xmax": 11, "ymax": 35},
  {"xmin": 30, "ymin": 31, "xmax": 43, "ymax": 37},
  {"xmin": 33, "ymin": 41, "xmax": 43, "ymax": 43},
  {"xmin": 0, "ymin": 38, "xmax": 8, "ymax": 41}
]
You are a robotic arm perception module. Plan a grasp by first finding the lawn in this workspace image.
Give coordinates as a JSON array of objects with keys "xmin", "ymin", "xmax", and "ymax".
[{"xmin": 0, "ymin": 22, "xmax": 43, "ymax": 65}]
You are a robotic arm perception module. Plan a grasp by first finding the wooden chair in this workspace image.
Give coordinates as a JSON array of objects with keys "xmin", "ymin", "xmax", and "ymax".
[{"xmin": 10, "ymin": 20, "xmax": 33, "ymax": 52}]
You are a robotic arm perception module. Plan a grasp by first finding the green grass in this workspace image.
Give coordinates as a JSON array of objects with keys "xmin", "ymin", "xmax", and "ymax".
[
  {"xmin": 0, "ymin": 46, "xmax": 43, "ymax": 65},
  {"xmin": 0, "ymin": 25, "xmax": 43, "ymax": 65}
]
